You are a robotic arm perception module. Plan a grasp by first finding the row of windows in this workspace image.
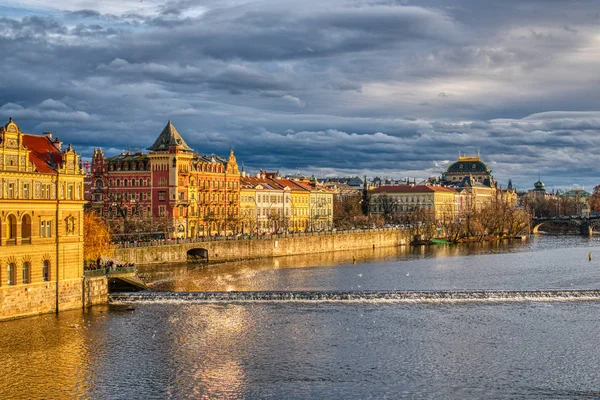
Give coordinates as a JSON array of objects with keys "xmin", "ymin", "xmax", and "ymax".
[
  {"xmin": 103, "ymin": 178, "xmax": 242, "ymax": 190},
  {"xmin": 374, "ymin": 205, "xmax": 434, "ymax": 213},
  {"xmin": 2, "ymin": 183, "xmax": 53, "ymax": 200},
  {"xmin": 4, "ymin": 215, "xmax": 60, "ymax": 242},
  {"xmin": 108, "ymin": 162, "xmax": 149, "ymax": 172},
  {"xmin": 107, "ymin": 192, "xmax": 149, "ymax": 201},
  {"xmin": 4, "ymin": 261, "xmax": 50, "ymax": 286},
  {"xmin": 106, "ymin": 178, "xmax": 149, "ymax": 188},
  {"xmin": 194, "ymin": 180, "xmax": 239, "ymax": 190}
]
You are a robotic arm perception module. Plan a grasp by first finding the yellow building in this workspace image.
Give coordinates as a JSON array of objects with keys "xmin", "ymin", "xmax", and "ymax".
[
  {"xmin": 439, "ymin": 152, "xmax": 517, "ymax": 214},
  {"xmin": 0, "ymin": 118, "xmax": 86, "ymax": 320},
  {"xmin": 275, "ymin": 178, "xmax": 310, "ymax": 232},
  {"xmin": 294, "ymin": 179, "xmax": 334, "ymax": 231},
  {"xmin": 370, "ymin": 185, "xmax": 457, "ymax": 222}
]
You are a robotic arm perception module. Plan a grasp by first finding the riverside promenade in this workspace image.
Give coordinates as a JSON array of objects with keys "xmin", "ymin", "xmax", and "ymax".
[{"xmin": 114, "ymin": 228, "xmax": 411, "ymax": 265}]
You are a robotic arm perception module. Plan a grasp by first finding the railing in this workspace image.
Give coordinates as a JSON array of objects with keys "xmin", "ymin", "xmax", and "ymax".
[
  {"xmin": 108, "ymin": 266, "xmax": 136, "ymax": 274},
  {"xmin": 83, "ymin": 266, "xmax": 136, "ymax": 277},
  {"xmin": 84, "ymin": 268, "xmax": 108, "ymax": 277},
  {"xmin": 113, "ymin": 227, "xmax": 406, "ymax": 248}
]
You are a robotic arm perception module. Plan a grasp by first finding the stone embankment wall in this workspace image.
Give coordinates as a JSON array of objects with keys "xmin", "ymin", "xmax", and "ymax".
[
  {"xmin": 0, "ymin": 277, "xmax": 108, "ymax": 321},
  {"xmin": 115, "ymin": 229, "xmax": 410, "ymax": 265},
  {"xmin": 83, "ymin": 276, "xmax": 108, "ymax": 307},
  {"xmin": 0, "ymin": 279, "xmax": 81, "ymax": 321}
]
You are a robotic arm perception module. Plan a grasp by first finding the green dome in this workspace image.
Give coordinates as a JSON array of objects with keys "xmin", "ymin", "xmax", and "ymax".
[{"xmin": 446, "ymin": 160, "xmax": 490, "ymax": 174}]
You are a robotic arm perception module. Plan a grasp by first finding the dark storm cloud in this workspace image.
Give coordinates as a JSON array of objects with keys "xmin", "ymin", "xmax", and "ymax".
[{"xmin": 1, "ymin": 0, "xmax": 600, "ymax": 189}]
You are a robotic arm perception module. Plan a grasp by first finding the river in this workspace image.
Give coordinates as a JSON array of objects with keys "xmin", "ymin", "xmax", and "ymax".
[{"xmin": 3, "ymin": 236, "xmax": 600, "ymax": 399}]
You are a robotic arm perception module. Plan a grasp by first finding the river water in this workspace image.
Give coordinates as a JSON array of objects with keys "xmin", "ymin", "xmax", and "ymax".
[{"xmin": 3, "ymin": 236, "xmax": 600, "ymax": 399}]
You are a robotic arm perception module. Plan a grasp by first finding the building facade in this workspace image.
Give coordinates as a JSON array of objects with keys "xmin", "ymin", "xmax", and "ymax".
[
  {"xmin": 238, "ymin": 172, "xmax": 334, "ymax": 234},
  {"xmin": 427, "ymin": 152, "xmax": 517, "ymax": 213},
  {"xmin": 89, "ymin": 121, "xmax": 240, "ymax": 238},
  {"xmin": 0, "ymin": 118, "xmax": 86, "ymax": 320},
  {"xmin": 370, "ymin": 185, "xmax": 457, "ymax": 222}
]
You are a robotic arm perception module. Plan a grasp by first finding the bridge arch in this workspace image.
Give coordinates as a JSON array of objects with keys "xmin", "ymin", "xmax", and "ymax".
[
  {"xmin": 187, "ymin": 248, "xmax": 209, "ymax": 263},
  {"xmin": 532, "ymin": 219, "xmax": 590, "ymax": 236}
]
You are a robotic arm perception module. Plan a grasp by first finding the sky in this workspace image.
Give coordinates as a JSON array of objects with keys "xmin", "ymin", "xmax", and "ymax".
[{"xmin": 1, "ymin": 0, "xmax": 600, "ymax": 191}]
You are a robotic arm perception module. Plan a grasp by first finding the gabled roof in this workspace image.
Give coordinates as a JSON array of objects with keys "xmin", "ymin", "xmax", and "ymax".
[
  {"xmin": 240, "ymin": 176, "xmax": 285, "ymax": 190},
  {"xmin": 147, "ymin": 120, "xmax": 192, "ymax": 152},
  {"xmin": 106, "ymin": 153, "xmax": 149, "ymax": 163},
  {"xmin": 196, "ymin": 153, "xmax": 227, "ymax": 164},
  {"xmin": 275, "ymin": 178, "xmax": 310, "ymax": 192},
  {"xmin": 21, "ymin": 134, "xmax": 62, "ymax": 174}
]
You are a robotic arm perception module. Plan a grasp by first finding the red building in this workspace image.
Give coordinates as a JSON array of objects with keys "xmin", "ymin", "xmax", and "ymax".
[{"xmin": 88, "ymin": 121, "xmax": 240, "ymax": 238}]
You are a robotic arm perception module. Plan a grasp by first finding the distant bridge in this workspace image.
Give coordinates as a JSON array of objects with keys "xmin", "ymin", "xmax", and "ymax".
[{"xmin": 532, "ymin": 216, "xmax": 600, "ymax": 237}]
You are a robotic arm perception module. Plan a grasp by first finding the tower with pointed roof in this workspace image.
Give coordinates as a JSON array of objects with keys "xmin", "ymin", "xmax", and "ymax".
[
  {"xmin": 146, "ymin": 121, "xmax": 195, "ymax": 235},
  {"xmin": 90, "ymin": 120, "xmax": 242, "ymax": 238}
]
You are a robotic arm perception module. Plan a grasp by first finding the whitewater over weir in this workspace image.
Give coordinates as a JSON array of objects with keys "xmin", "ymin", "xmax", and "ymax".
[{"xmin": 109, "ymin": 289, "xmax": 600, "ymax": 304}]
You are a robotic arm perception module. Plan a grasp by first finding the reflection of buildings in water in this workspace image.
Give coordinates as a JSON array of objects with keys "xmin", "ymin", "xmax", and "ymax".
[
  {"xmin": 141, "ymin": 239, "xmax": 533, "ymax": 292},
  {"xmin": 0, "ymin": 311, "xmax": 88, "ymax": 399},
  {"xmin": 166, "ymin": 305, "xmax": 248, "ymax": 397}
]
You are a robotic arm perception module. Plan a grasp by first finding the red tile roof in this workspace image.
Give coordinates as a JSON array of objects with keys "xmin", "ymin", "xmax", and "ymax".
[
  {"xmin": 371, "ymin": 185, "xmax": 456, "ymax": 194},
  {"xmin": 240, "ymin": 176, "xmax": 284, "ymax": 190},
  {"xmin": 274, "ymin": 178, "xmax": 310, "ymax": 192},
  {"xmin": 21, "ymin": 134, "xmax": 62, "ymax": 174}
]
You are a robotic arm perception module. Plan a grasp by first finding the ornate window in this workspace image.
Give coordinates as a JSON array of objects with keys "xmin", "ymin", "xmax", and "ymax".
[
  {"xmin": 22, "ymin": 262, "xmax": 30, "ymax": 284},
  {"xmin": 40, "ymin": 220, "xmax": 52, "ymax": 238},
  {"xmin": 21, "ymin": 214, "xmax": 31, "ymax": 239},
  {"xmin": 7, "ymin": 263, "xmax": 16, "ymax": 285},
  {"xmin": 7, "ymin": 215, "xmax": 17, "ymax": 241},
  {"xmin": 42, "ymin": 260, "xmax": 50, "ymax": 282}
]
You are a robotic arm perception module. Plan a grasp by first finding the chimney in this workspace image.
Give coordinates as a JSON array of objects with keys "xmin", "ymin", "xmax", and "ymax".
[
  {"xmin": 53, "ymin": 138, "xmax": 62, "ymax": 150},
  {"xmin": 43, "ymin": 132, "xmax": 52, "ymax": 140}
]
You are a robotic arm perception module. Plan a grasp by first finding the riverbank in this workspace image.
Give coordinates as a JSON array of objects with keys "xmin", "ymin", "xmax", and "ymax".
[{"xmin": 114, "ymin": 228, "xmax": 412, "ymax": 265}]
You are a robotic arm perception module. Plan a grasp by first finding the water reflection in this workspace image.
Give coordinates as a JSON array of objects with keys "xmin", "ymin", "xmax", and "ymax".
[
  {"xmin": 0, "ymin": 310, "xmax": 91, "ymax": 399},
  {"xmin": 2, "ymin": 236, "xmax": 600, "ymax": 398},
  {"xmin": 140, "ymin": 236, "xmax": 600, "ymax": 292}
]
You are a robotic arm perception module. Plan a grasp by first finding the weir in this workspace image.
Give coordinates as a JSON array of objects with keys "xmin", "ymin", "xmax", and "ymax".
[{"xmin": 109, "ymin": 289, "xmax": 600, "ymax": 304}]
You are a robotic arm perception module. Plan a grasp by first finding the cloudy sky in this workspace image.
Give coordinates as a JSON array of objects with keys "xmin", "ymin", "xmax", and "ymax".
[{"xmin": 1, "ymin": 0, "xmax": 600, "ymax": 190}]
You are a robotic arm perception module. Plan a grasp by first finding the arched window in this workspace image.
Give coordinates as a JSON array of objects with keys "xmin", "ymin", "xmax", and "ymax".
[
  {"xmin": 42, "ymin": 260, "xmax": 50, "ymax": 281},
  {"xmin": 7, "ymin": 215, "xmax": 17, "ymax": 241},
  {"xmin": 95, "ymin": 179, "xmax": 103, "ymax": 188},
  {"xmin": 21, "ymin": 214, "xmax": 31, "ymax": 239},
  {"xmin": 7, "ymin": 263, "xmax": 16, "ymax": 285},
  {"xmin": 22, "ymin": 262, "xmax": 30, "ymax": 284},
  {"xmin": 116, "ymin": 179, "xmax": 121, "ymax": 187}
]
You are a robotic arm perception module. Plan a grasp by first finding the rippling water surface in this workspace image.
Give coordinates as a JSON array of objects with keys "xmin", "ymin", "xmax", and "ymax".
[{"xmin": 3, "ymin": 236, "xmax": 600, "ymax": 399}]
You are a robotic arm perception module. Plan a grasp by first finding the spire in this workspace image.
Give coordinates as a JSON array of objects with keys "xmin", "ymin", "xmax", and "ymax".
[
  {"xmin": 147, "ymin": 120, "xmax": 193, "ymax": 152},
  {"xmin": 507, "ymin": 179, "xmax": 513, "ymax": 190}
]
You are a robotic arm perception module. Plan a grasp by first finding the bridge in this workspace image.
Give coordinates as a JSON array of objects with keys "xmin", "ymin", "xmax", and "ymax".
[{"xmin": 532, "ymin": 216, "xmax": 600, "ymax": 237}]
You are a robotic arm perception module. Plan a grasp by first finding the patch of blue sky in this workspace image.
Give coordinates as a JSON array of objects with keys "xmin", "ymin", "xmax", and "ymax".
[{"xmin": 0, "ymin": 5, "xmax": 59, "ymax": 18}]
